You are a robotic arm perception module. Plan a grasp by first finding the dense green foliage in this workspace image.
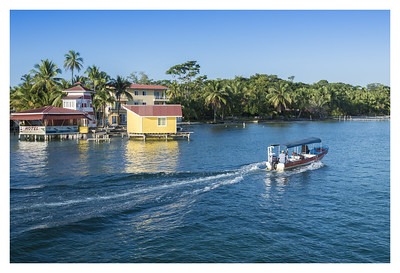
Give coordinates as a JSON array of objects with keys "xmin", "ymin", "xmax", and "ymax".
[{"xmin": 10, "ymin": 53, "xmax": 390, "ymax": 122}]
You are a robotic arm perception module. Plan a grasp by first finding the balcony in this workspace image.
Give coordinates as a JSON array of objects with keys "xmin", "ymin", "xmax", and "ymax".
[{"xmin": 153, "ymin": 97, "xmax": 169, "ymax": 103}]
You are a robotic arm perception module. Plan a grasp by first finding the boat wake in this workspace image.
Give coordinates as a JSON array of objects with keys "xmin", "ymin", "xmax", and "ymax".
[
  {"xmin": 11, "ymin": 162, "xmax": 264, "ymax": 235},
  {"xmin": 11, "ymin": 160, "xmax": 323, "ymax": 235}
]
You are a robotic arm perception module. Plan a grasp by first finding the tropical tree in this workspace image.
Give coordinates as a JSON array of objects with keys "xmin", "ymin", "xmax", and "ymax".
[
  {"xmin": 93, "ymin": 88, "xmax": 115, "ymax": 127},
  {"xmin": 292, "ymin": 86, "xmax": 311, "ymax": 118},
  {"xmin": 63, "ymin": 50, "xmax": 84, "ymax": 84},
  {"xmin": 267, "ymin": 81, "xmax": 292, "ymax": 115},
  {"xmin": 30, "ymin": 59, "xmax": 62, "ymax": 94},
  {"xmin": 166, "ymin": 81, "xmax": 183, "ymax": 103},
  {"xmin": 72, "ymin": 75, "xmax": 88, "ymax": 86},
  {"xmin": 307, "ymin": 88, "xmax": 331, "ymax": 118},
  {"xmin": 109, "ymin": 76, "xmax": 132, "ymax": 125},
  {"xmin": 128, "ymin": 71, "xmax": 153, "ymax": 84},
  {"xmin": 86, "ymin": 66, "xmax": 113, "ymax": 126},
  {"xmin": 203, "ymin": 80, "xmax": 230, "ymax": 122},
  {"xmin": 86, "ymin": 65, "xmax": 105, "ymax": 92},
  {"xmin": 38, "ymin": 89, "xmax": 65, "ymax": 107},
  {"xmin": 10, "ymin": 74, "xmax": 36, "ymax": 111},
  {"xmin": 226, "ymin": 78, "xmax": 247, "ymax": 117}
]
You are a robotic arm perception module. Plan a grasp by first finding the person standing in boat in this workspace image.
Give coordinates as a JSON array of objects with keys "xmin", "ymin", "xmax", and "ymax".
[{"xmin": 279, "ymin": 150, "xmax": 286, "ymax": 163}]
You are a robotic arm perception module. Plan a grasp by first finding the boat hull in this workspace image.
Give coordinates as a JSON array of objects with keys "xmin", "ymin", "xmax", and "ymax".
[{"xmin": 267, "ymin": 148, "xmax": 328, "ymax": 171}]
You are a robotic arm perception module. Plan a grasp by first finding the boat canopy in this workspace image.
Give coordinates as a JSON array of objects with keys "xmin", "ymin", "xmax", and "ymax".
[{"xmin": 282, "ymin": 137, "xmax": 322, "ymax": 148}]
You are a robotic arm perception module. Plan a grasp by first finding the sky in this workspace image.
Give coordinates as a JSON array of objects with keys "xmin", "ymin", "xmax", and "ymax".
[{"xmin": 9, "ymin": 9, "xmax": 390, "ymax": 87}]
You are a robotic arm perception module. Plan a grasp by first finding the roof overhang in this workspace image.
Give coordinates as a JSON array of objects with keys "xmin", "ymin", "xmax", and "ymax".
[
  {"xmin": 282, "ymin": 137, "xmax": 322, "ymax": 148},
  {"xmin": 10, "ymin": 113, "xmax": 89, "ymax": 121}
]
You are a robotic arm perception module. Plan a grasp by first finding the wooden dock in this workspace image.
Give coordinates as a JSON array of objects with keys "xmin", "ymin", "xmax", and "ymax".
[
  {"xmin": 87, "ymin": 132, "xmax": 111, "ymax": 143},
  {"xmin": 127, "ymin": 131, "xmax": 192, "ymax": 141}
]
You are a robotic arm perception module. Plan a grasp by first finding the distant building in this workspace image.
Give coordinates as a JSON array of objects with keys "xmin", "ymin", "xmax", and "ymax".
[
  {"xmin": 108, "ymin": 84, "xmax": 169, "ymax": 126},
  {"xmin": 123, "ymin": 105, "xmax": 185, "ymax": 140},
  {"xmin": 62, "ymin": 83, "xmax": 96, "ymax": 127},
  {"xmin": 128, "ymin": 84, "xmax": 169, "ymax": 106}
]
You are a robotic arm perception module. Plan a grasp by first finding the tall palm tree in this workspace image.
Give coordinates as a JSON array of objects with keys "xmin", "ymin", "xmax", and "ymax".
[
  {"xmin": 203, "ymin": 80, "xmax": 230, "ymax": 122},
  {"xmin": 86, "ymin": 65, "xmax": 101, "ymax": 92},
  {"xmin": 109, "ymin": 76, "xmax": 132, "ymax": 125},
  {"xmin": 267, "ymin": 81, "xmax": 292, "ymax": 114},
  {"xmin": 86, "ymin": 66, "xmax": 111, "ymax": 125},
  {"xmin": 30, "ymin": 59, "xmax": 62, "ymax": 94},
  {"xmin": 63, "ymin": 50, "xmax": 84, "ymax": 84}
]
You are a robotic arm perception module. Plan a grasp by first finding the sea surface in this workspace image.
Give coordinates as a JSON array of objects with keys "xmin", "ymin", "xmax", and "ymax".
[{"xmin": 10, "ymin": 121, "xmax": 390, "ymax": 263}]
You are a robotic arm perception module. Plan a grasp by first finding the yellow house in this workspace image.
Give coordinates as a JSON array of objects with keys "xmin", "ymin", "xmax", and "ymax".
[{"xmin": 123, "ymin": 105, "xmax": 189, "ymax": 140}]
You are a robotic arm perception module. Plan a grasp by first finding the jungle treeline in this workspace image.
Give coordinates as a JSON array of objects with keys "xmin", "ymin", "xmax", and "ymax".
[{"xmin": 10, "ymin": 53, "xmax": 390, "ymax": 122}]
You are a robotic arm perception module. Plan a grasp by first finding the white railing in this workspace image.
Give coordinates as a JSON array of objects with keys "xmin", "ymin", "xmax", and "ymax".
[{"xmin": 19, "ymin": 126, "xmax": 78, "ymax": 135}]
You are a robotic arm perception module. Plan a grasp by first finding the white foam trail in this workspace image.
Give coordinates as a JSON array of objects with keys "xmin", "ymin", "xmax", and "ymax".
[{"xmin": 12, "ymin": 162, "xmax": 264, "ymax": 211}]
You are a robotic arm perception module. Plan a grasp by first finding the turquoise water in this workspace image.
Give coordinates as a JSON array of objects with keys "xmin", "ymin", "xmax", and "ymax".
[{"xmin": 10, "ymin": 121, "xmax": 390, "ymax": 262}]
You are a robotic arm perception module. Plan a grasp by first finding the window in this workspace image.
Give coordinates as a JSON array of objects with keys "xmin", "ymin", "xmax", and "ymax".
[
  {"xmin": 134, "ymin": 91, "xmax": 138, "ymax": 96},
  {"xmin": 142, "ymin": 91, "xmax": 147, "ymax": 96},
  {"xmin": 120, "ymin": 114, "xmax": 127, "ymax": 124},
  {"xmin": 154, "ymin": 91, "xmax": 160, "ymax": 99},
  {"xmin": 142, "ymin": 102, "xmax": 146, "ymax": 105},
  {"xmin": 158, "ymin": 117, "xmax": 167, "ymax": 126}
]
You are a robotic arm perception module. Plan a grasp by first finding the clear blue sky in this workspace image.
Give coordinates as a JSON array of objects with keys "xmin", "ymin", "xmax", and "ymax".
[{"xmin": 10, "ymin": 10, "xmax": 390, "ymax": 87}]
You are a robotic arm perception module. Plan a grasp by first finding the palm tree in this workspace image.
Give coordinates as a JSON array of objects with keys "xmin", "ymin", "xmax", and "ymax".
[
  {"xmin": 307, "ymin": 88, "xmax": 331, "ymax": 118},
  {"xmin": 63, "ymin": 50, "xmax": 84, "ymax": 84},
  {"xmin": 203, "ymin": 80, "xmax": 230, "ymax": 122},
  {"xmin": 10, "ymin": 87, "xmax": 38, "ymax": 111},
  {"xmin": 86, "ymin": 65, "xmax": 102, "ymax": 92},
  {"xmin": 10, "ymin": 74, "xmax": 36, "ymax": 111},
  {"xmin": 226, "ymin": 79, "xmax": 247, "ymax": 117},
  {"xmin": 109, "ymin": 76, "xmax": 132, "ymax": 125},
  {"xmin": 30, "ymin": 59, "xmax": 62, "ymax": 94},
  {"xmin": 38, "ymin": 89, "xmax": 65, "ymax": 107},
  {"xmin": 267, "ymin": 81, "xmax": 292, "ymax": 114},
  {"xmin": 292, "ymin": 87, "xmax": 311, "ymax": 118},
  {"xmin": 166, "ymin": 81, "xmax": 183, "ymax": 103},
  {"xmin": 93, "ymin": 88, "xmax": 115, "ymax": 127}
]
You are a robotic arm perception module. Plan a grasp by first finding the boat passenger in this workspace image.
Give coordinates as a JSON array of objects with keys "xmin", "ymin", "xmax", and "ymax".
[
  {"xmin": 302, "ymin": 145, "xmax": 310, "ymax": 154},
  {"xmin": 279, "ymin": 150, "xmax": 286, "ymax": 163}
]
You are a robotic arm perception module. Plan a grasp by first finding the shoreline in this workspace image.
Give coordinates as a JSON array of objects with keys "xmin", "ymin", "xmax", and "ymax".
[{"xmin": 179, "ymin": 115, "xmax": 390, "ymax": 125}]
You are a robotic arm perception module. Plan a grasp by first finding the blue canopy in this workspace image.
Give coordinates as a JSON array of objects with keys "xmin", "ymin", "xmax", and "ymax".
[{"xmin": 282, "ymin": 137, "xmax": 321, "ymax": 148}]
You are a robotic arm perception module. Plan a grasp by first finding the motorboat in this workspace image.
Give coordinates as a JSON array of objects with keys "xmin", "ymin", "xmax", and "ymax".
[{"xmin": 266, "ymin": 137, "xmax": 328, "ymax": 171}]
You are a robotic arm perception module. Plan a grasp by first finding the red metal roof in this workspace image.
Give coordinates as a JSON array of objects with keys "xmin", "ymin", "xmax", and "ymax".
[
  {"xmin": 128, "ymin": 84, "xmax": 168, "ymax": 90},
  {"xmin": 10, "ymin": 106, "xmax": 89, "ymax": 121},
  {"xmin": 123, "ymin": 105, "xmax": 182, "ymax": 117},
  {"xmin": 64, "ymin": 84, "xmax": 93, "ymax": 92}
]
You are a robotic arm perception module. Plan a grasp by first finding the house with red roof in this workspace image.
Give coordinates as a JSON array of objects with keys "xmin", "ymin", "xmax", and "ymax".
[
  {"xmin": 10, "ymin": 106, "xmax": 90, "ymax": 140},
  {"xmin": 122, "ymin": 104, "xmax": 189, "ymax": 140},
  {"xmin": 62, "ymin": 83, "xmax": 96, "ymax": 127}
]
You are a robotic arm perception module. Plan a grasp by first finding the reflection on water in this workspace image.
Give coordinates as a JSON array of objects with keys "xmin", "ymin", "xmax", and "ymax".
[
  {"xmin": 12, "ymin": 141, "xmax": 49, "ymax": 178},
  {"xmin": 77, "ymin": 140, "xmax": 90, "ymax": 176},
  {"xmin": 124, "ymin": 141, "xmax": 179, "ymax": 173},
  {"xmin": 263, "ymin": 174, "xmax": 289, "ymax": 200}
]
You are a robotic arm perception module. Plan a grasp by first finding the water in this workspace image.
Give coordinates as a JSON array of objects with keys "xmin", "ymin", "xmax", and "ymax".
[{"xmin": 10, "ymin": 121, "xmax": 390, "ymax": 263}]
